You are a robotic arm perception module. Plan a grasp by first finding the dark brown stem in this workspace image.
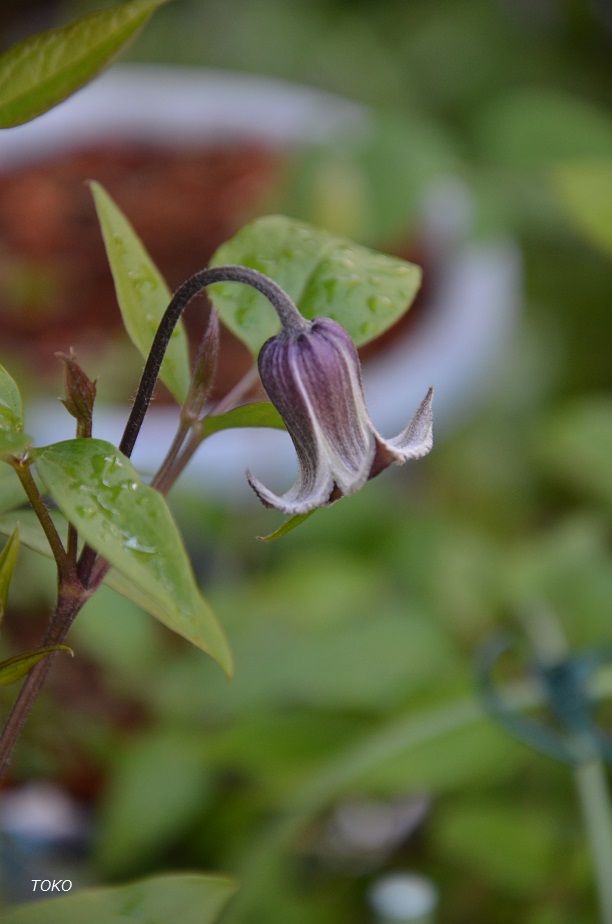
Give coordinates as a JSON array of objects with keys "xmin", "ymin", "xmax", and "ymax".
[
  {"xmin": 66, "ymin": 523, "xmax": 78, "ymax": 565},
  {"xmin": 0, "ymin": 584, "xmax": 86, "ymax": 780},
  {"xmin": 11, "ymin": 460, "xmax": 70, "ymax": 578},
  {"xmin": 119, "ymin": 266, "xmax": 301, "ymax": 461},
  {"xmin": 86, "ymin": 558, "xmax": 111, "ymax": 592},
  {"xmin": 78, "ymin": 267, "xmax": 289, "ymax": 580},
  {"xmin": 0, "ymin": 423, "xmax": 92, "ymax": 775},
  {"xmin": 67, "ymin": 407, "xmax": 92, "ymax": 567}
]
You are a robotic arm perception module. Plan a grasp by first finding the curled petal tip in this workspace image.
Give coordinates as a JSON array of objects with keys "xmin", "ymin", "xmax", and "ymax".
[
  {"xmin": 370, "ymin": 386, "xmax": 433, "ymax": 475},
  {"xmin": 246, "ymin": 469, "xmax": 333, "ymax": 516},
  {"xmin": 245, "ymin": 469, "xmax": 275, "ymax": 509},
  {"xmin": 393, "ymin": 386, "xmax": 434, "ymax": 458}
]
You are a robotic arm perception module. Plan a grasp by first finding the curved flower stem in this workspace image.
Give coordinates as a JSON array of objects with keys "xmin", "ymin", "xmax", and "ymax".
[
  {"xmin": 78, "ymin": 267, "xmax": 293, "ymax": 584},
  {"xmin": 119, "ymin": 265, "xmax": 303, "ymax": 461}
]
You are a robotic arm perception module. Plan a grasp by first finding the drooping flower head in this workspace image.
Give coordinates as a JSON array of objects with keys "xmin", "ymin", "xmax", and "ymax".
[{"xmin": 247, "ymin": 301, "xmax": 433, "ymax": 514}]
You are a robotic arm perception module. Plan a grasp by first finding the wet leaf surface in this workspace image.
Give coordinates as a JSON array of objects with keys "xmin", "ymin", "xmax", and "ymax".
[
  {"xmin": 34, "ymin": 439, "xmax": 232, "ymax": 674},
  {"xmin": 0, "ymin": 0, "xmax": 170, "ymax": 127},
  {"xmin": 91, "ymin": 181, "xmax": 190, "ymax": 404},
  {"xmin": 210, "ymin": 215, "xmax": 421, "ymax": 354}
]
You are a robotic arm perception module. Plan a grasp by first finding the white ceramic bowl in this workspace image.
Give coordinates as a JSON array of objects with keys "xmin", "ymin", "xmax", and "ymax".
[{"xmin": 2, "ymin": 66, "xmax": 521, "ymax": 500}]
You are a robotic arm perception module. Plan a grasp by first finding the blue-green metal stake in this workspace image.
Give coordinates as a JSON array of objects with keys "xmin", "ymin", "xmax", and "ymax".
[{"xmin": 478, "ymin": 606, "xmax": 612, "ymax": 923}]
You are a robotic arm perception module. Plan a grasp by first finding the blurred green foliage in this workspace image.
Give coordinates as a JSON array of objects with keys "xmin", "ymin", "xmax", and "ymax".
[{"xmin": 2, "ymin": 0, "xmax": 612, "ymax": 922}]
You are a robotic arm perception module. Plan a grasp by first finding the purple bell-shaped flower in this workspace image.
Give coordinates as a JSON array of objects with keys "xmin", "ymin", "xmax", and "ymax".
[{"xmin": 248, "ymin": 308, "xmax": 433, "ymax": 515}]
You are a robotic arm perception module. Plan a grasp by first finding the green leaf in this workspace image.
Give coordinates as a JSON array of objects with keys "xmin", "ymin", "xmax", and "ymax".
[
  {"xmin": 34, "ymin": 439, "xmax": 232, "ymax": 675},
  {"xmin": 258, "ymin": 511, "xmax": 315, "ymax": 542},
  {"xmin": 1, "ymin": 873, "xmax": 237, "ymax": 924},
  {"xmin": 90, "ymin": 181, "xmax": 190, "ymax": 404},
  {"xmin": 174, "ymin": 557, "xmax": 459, "ymax": 718},
  {"xmin": 95, "ymin": 729, "xmax": 209, "ymax": 875},
  {"xmin": 0, "ymin": 0, "xmax": 170, "ymax": 128},
  {"xmin": 209, "ymin": 215, "xmax": 421, "ymax": 354},
  {"xmin": 555, "ymin": 161, "xmax": 612, "ymax": 257},
  {"xmin": 286, "ymin": 112, "xmax": 458, "ymax": 244},
  {"xmin": 0, "ymin": 511, "xmax": 67, "ymax": 561},
  {"xmin": 74, "ymin": 586, "xmax": 160, "ymax": 681},
  {"xmin": 362, "ymin": 720, "xmax": 526, "ymax": 794},
  {"xmin": 0, "ymin": 527, "xmax": 19, "ymax": 623},
  {"xmin": 538, "ymin": 398, "xmax": 612, "ymax": 511},
  {"xmin": 432, "ymin": 801, "xmax": 559, "ymax": 895},
  {"xmin": 0, "ymin": 510, "xmax": 202, "ymax": 631},
  {"xmin": 0, "ymin": 466, "xmax": 27, "ymax": 513},
  {"xmin": 477, "ymin": 89, "xmax": 612, "ymax": 169},
  {"xmin": 0, "ymin": 431, "xmax": 31, "ymax": 459},
  {"xmin": 0, "ymin": 363, "xmax": 23, "ymax": 434},
  {"xmin": 0, "ymin": 645, "xmax": 72, "ymax": 686},
  {"xmin": 201, "ymin": 402, "xmax": 285, "ymax": 438}
]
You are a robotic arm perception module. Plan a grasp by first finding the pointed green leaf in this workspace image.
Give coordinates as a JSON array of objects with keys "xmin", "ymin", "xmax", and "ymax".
[
  {"xmin": 0, "ymin": 0, "xmax": 171, "ymax": 128},
  {"xmin": 0, "ymin": 364, "xmax": 29, "ymax": 459},
  {"xmin": 0, "ymin": 506, "xmax": 194, "ymax": 625},
  {"xmin": 0, "ymin": 510, "xmax": 194, "ymax": 620},
  {"xmin": 0, "ymin": 527, "xmax": 19, "ymax": 623},
  {"xmin": 201, "ymin": 402, "xmax": 285, "ymax": 438},
  {"xmin": 0, "ymin": 645, "xmax": 72, "ymax": 686},
  {"xmin": 555, "ymin": 161, "xmax": 612, "ymax": 257},
  {"xmin": 433, "ymin": 802, "xmax": 558, "ymax": 895},
  {"xmin": 34, "ymin": 439, "xmax": 232, "ymax": 674},
  {"xmin": 1, "ymin": 873, "xmax": 237, "ymax": 924},
  {"xmin": 538, "ymin": 398, "xmax": 612, "ymax": 510},
  {"xmin": 258, "ymin": 511, "xmax": 315, "ymax": 542},
  {"xmin": 209, "ymin": 215, "xmax": 421, "ymax": 354},
  {"xmin": 477, "ymin": 89, "xmax": 612, "ymax": 169},
  {"xmin": 0, "ymin": 363, "xmax": 23, "ymax": 434},
  {"xmin": 90, "ymin": 181, "xmax": 190, "ymax": 404}
]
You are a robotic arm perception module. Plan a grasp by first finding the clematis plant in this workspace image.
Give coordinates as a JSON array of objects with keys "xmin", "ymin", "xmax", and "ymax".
[
  {"xmin": 0, "ymin": 4, "xmax": 433, "ymax": 919},
  {"xmin": 0, "ymin": 193, "xmax": 432, "ymax": 777}
]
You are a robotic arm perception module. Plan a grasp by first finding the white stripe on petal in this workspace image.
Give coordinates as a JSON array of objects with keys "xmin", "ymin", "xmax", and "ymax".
[
  {"xmin": 252, "ymin": 312, "xmax": 433, "ymax": 513},
  {"xmin": 299, "ymin": 321, "xmax": 376, "ymax": 494},
  {"xmin": 246, "ymin": 465, "xmax": 335, "ymax": 515}
]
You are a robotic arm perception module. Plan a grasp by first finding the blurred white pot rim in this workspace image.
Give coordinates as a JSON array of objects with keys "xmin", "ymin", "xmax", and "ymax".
[{"xmin": 4, "ymin": 66, "xmax": 521, "ymax": 500}]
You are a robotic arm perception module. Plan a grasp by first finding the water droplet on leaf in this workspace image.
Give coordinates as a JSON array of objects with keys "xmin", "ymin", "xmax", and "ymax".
[
  {"xmin": 124, "ymin": 536, "xmax": 156, "ymax": 554},
  {"xmin": 75, "ymin": 504, "xmax": 96, "ymax": 519},
  {"xmin": 367, "ymin": 294, "xmax": 392, "ymax": 314}
]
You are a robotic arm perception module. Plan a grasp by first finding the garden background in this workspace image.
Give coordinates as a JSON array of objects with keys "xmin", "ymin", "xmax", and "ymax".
[{"xmin": 2, "ymin": 2, "xmax": 612, "ymax": 922}]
